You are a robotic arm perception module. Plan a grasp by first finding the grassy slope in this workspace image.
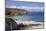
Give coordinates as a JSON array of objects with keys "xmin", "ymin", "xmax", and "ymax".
[{"xmin": 5, "ymin": 8, "xmax": 28, "ymax": 16}]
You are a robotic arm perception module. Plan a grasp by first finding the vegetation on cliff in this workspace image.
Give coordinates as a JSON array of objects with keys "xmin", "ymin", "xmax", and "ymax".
[{"xmin": 5, "ymin": 8, "xmax": 29, "ymax": 16}]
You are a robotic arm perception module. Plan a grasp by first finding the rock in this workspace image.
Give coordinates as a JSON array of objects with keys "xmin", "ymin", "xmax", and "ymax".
[
  {"xmin": 5, "ymin": 16, "xmax": 28, "ymax": 30},
  {"xmin": 5, "ymin": 17, "xmax": 18, "ymax": 31},
  {"xmin": 5, "ymin": 16, "xmax": 25, "ymax": 31},
  {"xmin": 17, "ymin": 23, "xmax": 25, "ymax": 30}
]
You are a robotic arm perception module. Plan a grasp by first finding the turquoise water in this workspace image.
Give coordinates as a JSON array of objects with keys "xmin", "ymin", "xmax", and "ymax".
[{"xmin": 11, "ymin": 12, "xmax": 44, "ymax": 23}]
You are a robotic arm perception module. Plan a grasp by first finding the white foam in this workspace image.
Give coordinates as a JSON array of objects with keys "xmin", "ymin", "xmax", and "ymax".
[{"xmin": 15, "ymin": 20, "xmax": 43, "ymax": 25}]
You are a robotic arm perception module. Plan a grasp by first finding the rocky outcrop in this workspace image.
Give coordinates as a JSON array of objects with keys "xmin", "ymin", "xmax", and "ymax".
[
  {"xmin": 5, "ymin": 16, "xmax": 26, "ymax": 31},
  {"xmin": 5, "ymin": 17, "xmax": 18, "ymax": 31}
]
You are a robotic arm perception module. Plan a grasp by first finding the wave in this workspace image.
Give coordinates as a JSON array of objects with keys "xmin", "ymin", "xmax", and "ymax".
[{"xmin": 15, "ymin": 20, "xmax": 43, "ymax": 25}]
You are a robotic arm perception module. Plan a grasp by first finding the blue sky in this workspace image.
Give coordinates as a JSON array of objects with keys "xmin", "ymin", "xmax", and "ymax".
[{"xmin": 6, "ymin": 0, "xmax": 44, "ymax": 12}]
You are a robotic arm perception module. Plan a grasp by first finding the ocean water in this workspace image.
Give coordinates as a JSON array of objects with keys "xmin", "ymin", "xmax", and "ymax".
[{"xmin": 11, "ymin": 12, "xmax": 44, "ymax": 24}]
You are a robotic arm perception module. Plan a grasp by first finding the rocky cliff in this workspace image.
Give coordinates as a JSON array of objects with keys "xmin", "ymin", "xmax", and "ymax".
[{"xmin": 5, "ymin": 16, "xmax": 26, "ymax": 31}]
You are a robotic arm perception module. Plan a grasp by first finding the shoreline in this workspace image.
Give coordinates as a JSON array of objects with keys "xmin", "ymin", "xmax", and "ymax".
[
  {"xmin": 15, "ymin": 20, "xmax": 44, "ymax": 30},
  {"xmin": 5, "ymin": 17, "xmax": 44, "ymax": 31},
  {"xmin": 15, "ymin": 20, "xmax": 43, "ymax": 25},
  {"xmin": 24, "ymin": 24, "xmax": 44, "ymax": 30}
]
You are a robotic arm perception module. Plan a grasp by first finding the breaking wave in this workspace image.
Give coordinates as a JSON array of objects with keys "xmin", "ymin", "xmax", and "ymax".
[{"xmin": 15, "ymin": 20, "xmax": 43, "ymax": 25}]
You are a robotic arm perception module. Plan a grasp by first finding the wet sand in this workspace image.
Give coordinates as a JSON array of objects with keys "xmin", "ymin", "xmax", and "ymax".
[{"xmin": 24, "ymin": 24, "xmax": 44, "ymax": 30}]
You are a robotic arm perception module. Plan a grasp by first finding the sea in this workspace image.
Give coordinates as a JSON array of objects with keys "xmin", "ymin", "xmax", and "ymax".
[{"xmin": 11, "ymin": 12, "xmax": 44, "ymax": 24}]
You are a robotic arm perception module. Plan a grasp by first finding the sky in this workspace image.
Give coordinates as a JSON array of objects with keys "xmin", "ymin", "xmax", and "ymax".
[{"xmin": 5, "ymin": 0, "xmax": 44, "ymax": 12}]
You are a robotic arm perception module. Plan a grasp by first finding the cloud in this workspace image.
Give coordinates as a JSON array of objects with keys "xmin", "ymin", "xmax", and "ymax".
[
  {"xmin": 6, "ymin": 6, "xmax": 16, "ymax": 8},
  {"xmin": 6, "ymin": 6, "xmax": 44, "ymax": 12},
  {"xmin": 6, "ymin": 6, "xmax": 43, "ymax": 9},
  {"xmin": 19, "ymin": 6, "xmax": 43, "ymax": 9}
]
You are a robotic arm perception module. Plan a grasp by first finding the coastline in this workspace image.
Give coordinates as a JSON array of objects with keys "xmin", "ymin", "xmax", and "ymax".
[
  {"xmin": 5, "ymin": 8, "xmax": 44, "ymax": 30},
  {"xmin": 15, "ymin": 20, "xmax": 43, "ymax": 25},
  {"xmin": 5, "ymin": 16, "xmax": 44, "ymax": 31},
  {"xmin": 15, "ymin": 20, "xmax": 44, "ymax": 29}
]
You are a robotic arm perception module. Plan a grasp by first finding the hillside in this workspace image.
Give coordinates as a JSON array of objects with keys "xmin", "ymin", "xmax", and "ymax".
[{"xmin": 5, "ymin": 8, "xmax": 29, "ymax": 16}]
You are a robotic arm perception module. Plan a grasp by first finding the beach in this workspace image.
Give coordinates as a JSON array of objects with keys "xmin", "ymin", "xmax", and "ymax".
[{"xmin": 24, "ymin": 24, "xmax": 44, "ymax": 30}]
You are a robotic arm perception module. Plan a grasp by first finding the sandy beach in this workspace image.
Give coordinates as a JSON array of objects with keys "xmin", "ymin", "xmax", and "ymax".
[{"xmin": 24, "ymin": 24, "xmax": 44, "ymax": 30}]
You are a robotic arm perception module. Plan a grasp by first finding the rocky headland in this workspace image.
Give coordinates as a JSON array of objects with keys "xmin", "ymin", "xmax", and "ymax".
[
  {"xmin": 5, "ymin": 8, "xmax": 29, "ymax": 16},
  {"xmin": 5, "ymin": 8, "xmax": 44, "ymax": 31}
]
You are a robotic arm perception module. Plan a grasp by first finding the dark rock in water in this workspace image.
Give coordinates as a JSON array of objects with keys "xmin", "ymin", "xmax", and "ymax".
[
  {"xmin": 13, "ymin": 23, "xmax": 25, "ymax": 30},
  {"xmin": 18, "ymin": 23, "xmax": 24, "ymax": 27},
  {"xmin": 17, "ymin": 23, "xmax": 25, "ymax": 30}
]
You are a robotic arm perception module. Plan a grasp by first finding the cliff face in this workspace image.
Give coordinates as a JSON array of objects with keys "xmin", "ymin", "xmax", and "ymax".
[
  {"xmin": 5, "ymin": 8, "xmax": 28, "ymax": 16},
  {"xmin": 5, "ymin": 8, "xmax": 30, "ymax": 31},
  {"xmin": 5, "ymin": 17, "xmax": 26, "ymax": 31},
  {"xmin": 5, "ymin": 17, "xmax": 17, "ymax": 31}
]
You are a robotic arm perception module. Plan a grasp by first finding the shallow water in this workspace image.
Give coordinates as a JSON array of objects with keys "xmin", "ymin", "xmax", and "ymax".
[{"xmin": 11, "ymin": 12, "xmax": 44, "ymax": 24}]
